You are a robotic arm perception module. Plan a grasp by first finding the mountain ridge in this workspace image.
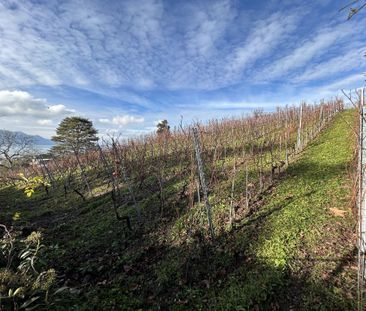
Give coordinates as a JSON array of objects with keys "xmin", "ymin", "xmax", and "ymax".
[{"xmin": 0, "ymin": 129, "xmax": 53, "ymax": 146}]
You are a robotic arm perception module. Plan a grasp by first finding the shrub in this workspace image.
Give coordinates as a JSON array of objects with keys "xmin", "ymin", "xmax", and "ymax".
[{"xmin": 0, "ymin": 226, "xmax": 57, "ymax": 310}]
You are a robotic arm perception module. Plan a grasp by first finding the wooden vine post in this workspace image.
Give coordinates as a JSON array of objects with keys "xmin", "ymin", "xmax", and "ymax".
[
  {"xmin": 358, "ymin": 88, "xmax": 366, "ymax": 310},
  {"xmin": 112, "ymin": 139, "xmax": 141, "ymax": 222},
  {"xmin": 285, "ymin": 110, "xmax": 289, "ymax": 166},
  {"xmin": 192, "ymin": 127, "xmax": 215, "ymax": 240},
  {"xmin": 296, "ymin": 104, "xmax": 303, "ymax": 152},
  {"xmin": 319, "ymin": 105, "xmax": 324, "ymax": 131}
]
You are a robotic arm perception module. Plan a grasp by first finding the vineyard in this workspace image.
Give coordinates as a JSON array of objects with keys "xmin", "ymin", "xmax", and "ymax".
[
  {"xmin": 0, "ymin": 99, "xmax": 357, "ymax": 310},
  {"xmin": 2, "ymin": 100, "xmax": 342, "ymax": 230}
]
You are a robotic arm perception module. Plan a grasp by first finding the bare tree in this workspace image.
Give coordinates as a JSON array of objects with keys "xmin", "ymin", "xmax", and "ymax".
[
  {"xmin": 0, "ymin": 130, "xmax": 34, "ymax": 170},
  {"xmin": 340, "ymin": 0, "xmax": 366, "ymax": 19}
]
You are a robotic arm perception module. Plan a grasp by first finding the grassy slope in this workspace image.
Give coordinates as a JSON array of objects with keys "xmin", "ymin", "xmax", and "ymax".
[
  {"xmin": 0, "ymin": 110, "xmax": 357, "ymax": 310},
  {"xmin": 208, "ymin": 109, "xmax": 357, "ymax": 310}
]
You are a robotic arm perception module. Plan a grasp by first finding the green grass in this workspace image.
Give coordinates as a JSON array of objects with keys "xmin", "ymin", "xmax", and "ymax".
[{"xmin": 206, "ymin": 109, "xmax": 357, "ymax": 310}]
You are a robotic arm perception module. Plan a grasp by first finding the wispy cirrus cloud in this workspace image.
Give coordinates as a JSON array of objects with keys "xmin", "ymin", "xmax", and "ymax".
[
  {"xmin": 183, "ymin": 0, "xmax": 235, "ymax": 57},
  {"xmin": 316, "ymin": 74, "xmax": 365, "ymax": 95},
  {"xmin": 256, "ymin": 21, "xmax": 365, "ymax": 82},
  {"xmin": 225, "ymin": 11, "xmax": 300, "ymax": 78},
  {"xmin": 0, "ymin": 0, "xmax": 303, "ymax": 91},
  {"xmin": 294, "ymin": 47, "xmax": 366, "ymax": 83},
  {"xmin": 0, "ymin": 0, "xmax": 365, "ymax": 138},
  {"xmin": 1, "ymin": 0, "xmax": 363, "ymax": 93}
]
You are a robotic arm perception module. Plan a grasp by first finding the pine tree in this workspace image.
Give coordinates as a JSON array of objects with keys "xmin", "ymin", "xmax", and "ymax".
[
  {"xmin": 52, "ymin": 117, "xmax": 98, "ymax": 196},
  {"xmin": 51, "ymin": 117, "xmax": 98, "ymax": 155},
  {"xmin": 156, "ymin": 120, "xmax": 170, "ymax": 134}
]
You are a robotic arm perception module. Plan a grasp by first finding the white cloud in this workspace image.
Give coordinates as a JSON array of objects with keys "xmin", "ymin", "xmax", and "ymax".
[
  {"xmin": 48, "ymin": 104, "xmax": 74, "ymax": 114},
  {"xmin": 0, "ymin": 90, "xmax": 75, "ymax": 118},
  {"xmin": 112, "ymin": 115, "xmax": 144, "ymax": 125},
  {"xmin": 37, "ymin": 119, "xmax": 53, "ymax": 125},
  {"xmin": 99, "ymin": 115, "xmax": 145, "ymax": 126}
]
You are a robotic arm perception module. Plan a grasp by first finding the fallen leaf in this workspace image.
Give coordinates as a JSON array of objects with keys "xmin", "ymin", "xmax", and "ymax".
[{"xmin": 329, "ymin": 207, "xmax": 346, "ymax": 217}]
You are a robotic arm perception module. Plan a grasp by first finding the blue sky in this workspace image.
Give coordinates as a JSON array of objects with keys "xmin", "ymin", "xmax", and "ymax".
[{"xmin": 0, "ymin": 0, "xmax": 365, "ymax": 138}]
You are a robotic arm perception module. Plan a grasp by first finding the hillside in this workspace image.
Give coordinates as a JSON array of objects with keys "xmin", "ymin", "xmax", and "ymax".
[
  {"xmin": 0, "ymin": 129, "xmax": 53, "ymax": 146},
  {"xmin": 0, "ymin": 108, "xmax": 357, "ymax": 310}
]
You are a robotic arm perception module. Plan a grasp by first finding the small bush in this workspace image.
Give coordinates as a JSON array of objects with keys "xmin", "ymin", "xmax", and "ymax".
[{"xmin": 0, "ymin": 226, "xmax": 60, "ymax": 310}]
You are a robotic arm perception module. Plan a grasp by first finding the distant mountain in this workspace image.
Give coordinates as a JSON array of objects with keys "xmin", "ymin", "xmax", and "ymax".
[
  {"xmin": 0, "ymin": 130, "xmax": 54, "ymax": 146},
  {"xmin": 33, "ymin": 135, "xmax": 54, "ymax": 146}
]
